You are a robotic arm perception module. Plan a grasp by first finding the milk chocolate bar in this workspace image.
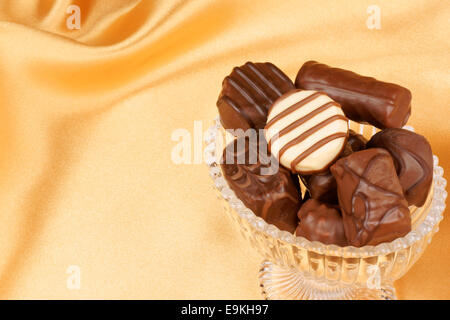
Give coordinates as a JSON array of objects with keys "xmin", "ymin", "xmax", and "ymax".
[
  {"xmin": 295, "ymin": 61, "xmax": 412, "ymax": 129},
  {"xmin": 217, "ymin": 62, "xmax": 294, "ymax": 133}
]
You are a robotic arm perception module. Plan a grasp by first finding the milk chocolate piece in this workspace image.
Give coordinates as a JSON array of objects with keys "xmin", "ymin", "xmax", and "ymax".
[
  {"xmin": 221, "ymin": 137, "xmax": 301, "ymax": 233},
  {"xmin": 264, "ymin": 90, "xmax": 348, "ymax": 174},
  {"xmin": 295, "ymin": 199, "xmax": 347, "ymax": 246},
  {"xmin": 217, "ymin": 62, "xmax": 294, "ymax": 133},
  {"xmin": 330, "ymin": 148, "xmax": 411, "ymax": 247},
  {"xmin": 295, "ymin": 61, "xmax": 412, "ymax": 129},
  {"xmin": 302, "ymin": 132, "xmax": 364, "ymax": 205},
  {"xmin": 367, "ymin": 128, "xmax": 433, "ymax": 207}
]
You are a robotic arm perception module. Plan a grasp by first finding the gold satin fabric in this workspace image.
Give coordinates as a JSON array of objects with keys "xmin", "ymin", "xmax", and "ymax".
[{"xmin": 0, "ymin": 0, "xmax": 448, "ymax": 299}]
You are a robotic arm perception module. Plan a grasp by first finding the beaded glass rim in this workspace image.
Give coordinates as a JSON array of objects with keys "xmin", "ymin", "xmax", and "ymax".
[{"xmin": 205, "ymin": 116, "xmax": 447, "ymax": 258}]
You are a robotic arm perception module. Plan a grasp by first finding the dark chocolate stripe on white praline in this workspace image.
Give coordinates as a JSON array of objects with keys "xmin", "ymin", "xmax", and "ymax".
[
  {"xmin": 278, "ymin": 114, "xmax": 348, "ymax": 161},
  {"xmin": 265, "ymin": 91, "xmax": 323, "ymax": 129},
  {"xmin": 290, "ymin": 132, "xmax": 347, "ymax": 171},
  {"xmin": 268, "ymin": 101, "xmax": 341, "ymax": 149}
]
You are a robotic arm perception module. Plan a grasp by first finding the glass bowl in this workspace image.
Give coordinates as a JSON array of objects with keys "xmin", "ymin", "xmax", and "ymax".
[{"xmin": 205, "ymin": 117, "xmax": 447, "ymax": 300}]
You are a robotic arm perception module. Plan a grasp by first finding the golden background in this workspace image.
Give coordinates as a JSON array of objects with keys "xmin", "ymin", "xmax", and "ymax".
[{"xmin": 0, "ymin": 0, "xmax": 448, "ymax": 299}]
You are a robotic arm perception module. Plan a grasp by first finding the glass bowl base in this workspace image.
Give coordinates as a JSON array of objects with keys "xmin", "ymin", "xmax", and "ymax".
[{"xmin": 259, "ymin": 260, "xmax": 397, "ymax": 300}]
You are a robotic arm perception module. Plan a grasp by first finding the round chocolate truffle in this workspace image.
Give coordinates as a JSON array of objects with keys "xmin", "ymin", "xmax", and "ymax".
[{"xmin": 367, "ymin": 128, "xmax": 433, "ymax": 207}]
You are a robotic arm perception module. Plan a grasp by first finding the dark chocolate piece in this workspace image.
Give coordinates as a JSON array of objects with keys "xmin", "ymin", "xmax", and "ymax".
[
  {"xmin": 221, "ymin": 137, "xmax": 301, "ymax": 233},
  {"xmin": 301, "ymin": 133, "xmax": 363, "ymax": 205},
  {"xmin": 347, "ymin": 129, "xmax": 367, "ymax": 152},
  {"xmin": 295, "ymin": 61, "xmax": 412, "ymax": 129},
  {"xmin": 367, "ymin": 128, "xmax": 433, "ymax": 207},
  {"xmin": 217, "ymin": 62, "xmax": 294, "ymax": 133},
  {"xmin": 302, "ymin": 171, "xmax": 337, "ymax": 204},
  {"xmin": 295, "ymin": 199, "xmax": 347, "ymax": 246},
  {"xmin": 330, "ymin": 148, "xmax": 411, "ymax": 247}
]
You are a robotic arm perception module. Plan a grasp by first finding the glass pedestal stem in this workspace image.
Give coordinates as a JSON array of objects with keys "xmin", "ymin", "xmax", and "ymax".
[{"xmin": 258, "ymin": 260, "xmax": 397, "ymax": 300}]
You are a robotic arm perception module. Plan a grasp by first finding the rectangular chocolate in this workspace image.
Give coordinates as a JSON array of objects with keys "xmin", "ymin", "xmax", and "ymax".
[{"xmin": 295, "ymin": 61, "xmax": 412, "ymax": 129}]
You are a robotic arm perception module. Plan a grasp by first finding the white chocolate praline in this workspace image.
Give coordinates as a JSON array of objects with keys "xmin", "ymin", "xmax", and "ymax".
[{"xmin": 264, "ymin": 90, "xmax": 348, "ymax": 174}]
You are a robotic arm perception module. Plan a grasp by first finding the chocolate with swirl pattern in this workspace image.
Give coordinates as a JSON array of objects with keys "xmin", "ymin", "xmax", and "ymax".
[
  {"xmin": 221, "ymin": 137, "xmax": 302, "ymax": 233},
  {"xmin": 330, "ymin": 148, "xmax": 411, "ymax": 247},
  {"xmin": 367, "ymin": 128, "xmax": 433, "ymax": 207}
]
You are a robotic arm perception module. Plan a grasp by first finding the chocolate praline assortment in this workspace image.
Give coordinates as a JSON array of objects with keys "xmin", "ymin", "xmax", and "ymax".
[
  {"xmin": 217, "ymin": 62, "xmax": 294, "ymax": 133},
  {"xmin": 295, "ymin": 199, "xmax": 348, "ymax": 246},
  {"xmin": 221, "ymin": 136, "xmax": 302, "ymax": 233},
  {"xmin": 367, "ymin": 128, "xmax": 433, "ymax": 207},
  {"xmin": 216, "ymin": 59, "xmax": 433, "ymax": 247},
  {"xmin": 330, "ymin": 148, "xmax": 411, "ymax": 247}
]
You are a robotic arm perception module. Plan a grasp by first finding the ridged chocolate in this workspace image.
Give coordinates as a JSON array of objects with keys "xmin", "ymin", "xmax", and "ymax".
[
  {"xmin": 217, "ymin": 62, "xmax": 294, "ymax": 133},
  {"xmin": 221, "ymin": 137, "xmax": 302, "ymax": 233},
  {"xmin": 295, "ymin": 199, "xmax": 348, "ymax": 246},
  {"xmin": 301, "ymin": 131, "xmax": 366, "ymax": 204},
  {"xmin": 367, "ymin": 128, "xmax": 433, "ymax": 207},
  {"xmin": 330, "ymin": 148, "xmax": 411, "ymax": 247},
  {"xmin": 295, "ymin": 61, "xmax": 412, "ymax": 129}
]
